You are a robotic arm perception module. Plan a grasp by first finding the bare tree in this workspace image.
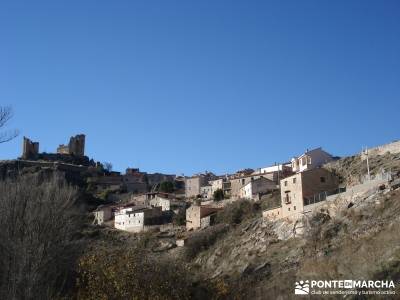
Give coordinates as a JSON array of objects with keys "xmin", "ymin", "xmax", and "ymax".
[
  {"xmin": 0, "ymin": 173, "xmax": 84, "ymax": 299},
  {"xmin": 103, "ymin": 161, "xmax": 113, "ymax": 172},
  {"xmin": 0, "ymin": 106, "xmax": 19, "ymax": 143}
]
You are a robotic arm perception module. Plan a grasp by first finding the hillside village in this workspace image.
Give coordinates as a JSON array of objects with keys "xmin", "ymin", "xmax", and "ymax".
[
  {"xmin": 2, "ymin": 134, "xmax": 399, "ymax": 241},
  {"xmin": 1, "ymin": 134, "xmax": 400, "ymax": 298}
]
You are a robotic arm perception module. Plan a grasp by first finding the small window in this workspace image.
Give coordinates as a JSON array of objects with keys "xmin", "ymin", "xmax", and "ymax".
[
  {"xmin": 288, "ymin": 208, "xmax": 290, "ymax": 211},
  {"xmin": 320, "ymin": 177, "xmax": 326, "ymax": 183},
  {"xmin": 293, "ymin": 178, "xmax": 296, "ymax": 184},
  {"xmin": 284, "ymin": 181, "xmax": 288, "ymax": 186},
  {"xmin": 294, "ymin": 206, "xmax": 296, "ymax": 210}
]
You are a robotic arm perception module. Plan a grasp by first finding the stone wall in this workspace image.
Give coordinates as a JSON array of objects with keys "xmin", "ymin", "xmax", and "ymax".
[{"xmin": 361, "ymin": 140, "xmax": 400, "ymax": 160}]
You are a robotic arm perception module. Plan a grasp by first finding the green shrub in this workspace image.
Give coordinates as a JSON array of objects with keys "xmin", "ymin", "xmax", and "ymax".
[
  {"xmin": 213, "ymin": 189, "xmax": 224, "ymax": 201},
  {"xmin": 216, "ymin": 199, "xmax": 261, "ymax": 225}
]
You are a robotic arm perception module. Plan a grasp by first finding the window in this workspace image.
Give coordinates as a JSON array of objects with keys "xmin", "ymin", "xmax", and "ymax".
[
  {"xmin": 288, "ymin": 208, "xmax": 290, "ymax": 211},
  {"xmin": 294, "ymin": 206, "xmax": 296, "ymax": 210},
  {"xmin": 308, "ymin": 157, "xmax": 312, "ymax": 164},
  {"xmin": 320, "ymin": 177, "xmax": 326, "ymax": 183},
  {"xmin": 284, "ymin": 181, "xmax": 288, "ymax": 186},
  {"xmin": 293, "ymin": 178, "xmax": 296, "ymax": 184},
  {"xmin": 242, "ymin": 179, "xmax": 245, "ymax": 185}
]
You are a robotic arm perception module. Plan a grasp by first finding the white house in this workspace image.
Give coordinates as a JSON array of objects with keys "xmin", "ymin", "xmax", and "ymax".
[
  {"xmin": 114, "ymin": 205, "xmax": 162, "ymax": 232},
  {"xmin": 291, "ymin": 147, "xmax": 334, "ymax": 173},
  {"xmin": 149, "ymin": 196, "xmax": 171, "ymax": 211},
  {"xmin": 239, "ymin": 177, "xmax": 277, "ymax": 200}
]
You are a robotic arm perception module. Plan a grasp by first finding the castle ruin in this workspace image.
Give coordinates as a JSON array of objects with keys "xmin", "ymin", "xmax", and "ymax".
[
  {"xmin": 57, "ymin": 134, "xmax": 85, "ymax": 156},
  {"xmin": 22, "ymin": 137, "xmax": 39, "ymax": 160}
]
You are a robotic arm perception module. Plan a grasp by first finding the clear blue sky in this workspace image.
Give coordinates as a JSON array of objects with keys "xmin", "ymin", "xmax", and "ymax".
[{"xmin": 1, "ymin": 0, "xmax": 399, "ymax": 175}]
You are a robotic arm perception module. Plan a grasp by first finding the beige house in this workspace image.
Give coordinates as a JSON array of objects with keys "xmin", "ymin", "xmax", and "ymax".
[
  {"xmin": 185, "ymin": 173, "xmax": 216, "ymax": 198},
  {"xmin": 291, "ymin": 147, "xmax": 334, "ymax": 173},
  {"xmin": 209, "ymin": 177, "xmax": 231, "ymax": 197},
  {"xmin": 239, "ymin": 177, "xmax": 277, "ymax": 200},
  {"xmin": 186, "ymin": 205, "xmax": 222, "ymax": 230},
  {"xmin": 263, "ymin": 168, "xmax": 339, "ymax": 220},
  {"xmin": 230, "ymin": 173, "xmax": 278, "ymax": 200}
]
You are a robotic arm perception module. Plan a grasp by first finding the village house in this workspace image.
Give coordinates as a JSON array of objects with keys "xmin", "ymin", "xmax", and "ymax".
[
  {"xmin": 123, "ymin": 168, "xmax": 148, "ymax": 193},
  {"xmin": 93, "ymin": 205, "xmax": 114, "ymax": 225},
  {"xmin": 254, "ymin": 163, "xmax": 293, "ymax": 183},
  {"xmin": 186, "ymin": 205, "xmax": 222, "ymax": 230},
  {"xmin": 200, "ymin": 185, "xmax": 213, "ymax": 199},
  {"xmin": 114, "ymin": 205, "xmax": 163, "ymax": 232},
  {"xmin": 239, "ymin": 177, "xmax": 277, "ymax": 200},
  {"xmin": 130, "ymin": 191, "xmax": 175, "ymax": 206},
  {"xmin": 263, "ymin": 168, "xmax": 339, "ymax": 220},
  {"xmin": 291, "ymin": 147, "xmax": 335, "ymax": 173},
  {"xmin": 230, "ymin": 173, "xmax": 281, "ymax": 200},
  {"xmin": 209, "ymin": 177, "xmax": 231, "ymax": 197},
  {"xmin": 149, "ymin": 195, "xmax": 171, "ymax": 211},
  {"xmin": 185, "ymin": 172, "xmax": 216, "ymax": 198}
]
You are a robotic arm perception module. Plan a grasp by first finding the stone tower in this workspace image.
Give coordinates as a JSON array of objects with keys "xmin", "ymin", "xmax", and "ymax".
[
  {"xmin": 22, "ymin": 137, "xmax": 39, "ymax": 160},
  {"xmin": 68, "ymin": 134, "xmax": 85, "ymax": 156}
]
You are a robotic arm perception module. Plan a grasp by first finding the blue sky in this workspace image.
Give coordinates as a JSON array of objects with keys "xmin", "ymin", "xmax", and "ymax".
[{"xmin": 1, "ymin": 0, "xmax": 399, "ymax": 175}]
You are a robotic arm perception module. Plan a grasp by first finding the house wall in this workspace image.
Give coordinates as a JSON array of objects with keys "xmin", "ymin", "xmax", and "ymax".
[
  {"xmin": 94, "ymin": 207, "xmax": 112, "ymax": 225},
  {"xmin": 200, "ymin": 185, "xmax": 213, "ymax": 199},
  {"xmin": 115, "ymin": 211, "xmax": 145, "ymax": 232},
  {"xmin": 240, "ymin": 183, "xmax": 252, "ymax": 199},
  {"xmin": 185, "ymin": 177, "xmax": 202, "ymax": 198},
  {"xmin": 186, "ymin": 206, "xmax": 201, "ymax": 230},
  {"xmin": 200, "ymin": 215, "xmax": 211, "ymax": 228},
  {"xmin": 210, "ymin": 179, "xmax": 223, "ymax": 194},
  {"xmin": 115, "ymin": 207, "xmax": 162, "ymax": 232},
  {"xmin": 149, "ymin": 196, "xmax": 170, "ymax": 211},
  {"xmin": 280, "ymin": 168, "xmax": 338, "ymax": 219},
  {"xmin": 262, "ymin": 207, "xmax": 282, "ymax": 221},
  {"xmin": 252, "ymin": 178, "xmax": 277, "ymax": 195},
  {"xmin": 291, "ymin": 148, "xmax": 334, "ymax": 173}
]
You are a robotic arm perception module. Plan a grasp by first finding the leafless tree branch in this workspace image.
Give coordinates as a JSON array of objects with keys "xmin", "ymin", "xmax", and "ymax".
[{"xmin": 0, "ymin": 106, "xmax": 19, "ymax": 143}]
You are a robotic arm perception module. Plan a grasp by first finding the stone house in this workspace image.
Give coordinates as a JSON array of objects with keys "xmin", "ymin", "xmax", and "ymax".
[
  {"xmin": 93, "ymin": 205, "xmax": 114, "ymax": 225},
  {"xmin": 254, "ymin": 163, "xmax": 293, "ymax": 183},
  {"xmin": 186, "ymin": 205, "xmax": 222, "ymax": 230},
  {"xmin": 230, "ymin": 173, "xmax": 278, "ymax": 200},
  {"xmin": 149, "ymin": 195, "xmax": 171, "ymax": 211},
  {"xmin": 200, "ymin": 185, "xmax": 213, "ymax": 199},
  {"xmin": 185, "ymin": 173, "xmax": 216, "ymax": 198},
  {"xmin": 239, "ymin": 177, "xmax": 277, "ymax": 200},
  {"xmin": 209, "ymin": 177, "xmax": 231, "ymax": 197},
  {"xmin": 263, "ymin": 168, "xmax": 339, "ymax": 220},
  {"xmin": 291, "ymin": 147, "xmax": 334, "ymax": 173},
  {"xmin": 114, "ymin": 205, "xmax": 163, "ymax": 232}
]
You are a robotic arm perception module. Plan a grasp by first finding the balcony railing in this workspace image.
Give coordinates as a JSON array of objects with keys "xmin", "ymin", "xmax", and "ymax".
[{"xmin": 303, "ymin": 187, "xmax": 346, "ymax": 206}]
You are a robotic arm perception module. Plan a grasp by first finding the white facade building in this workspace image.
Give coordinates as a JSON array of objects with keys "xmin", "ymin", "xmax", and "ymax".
[
  {"xmin": 291, "ymin": 147, "xmax": 334, "ymax": 173},
  {"xmin": 114, "ymin": 206, "xmax": 162, "ymax": 232},
  {"xmin": 149, "ymin": 196, "xmax": 171, "ymax": 211},
  {"xmin": 239, "ymin": 177, "xmax": 277, "ymax": 200}
]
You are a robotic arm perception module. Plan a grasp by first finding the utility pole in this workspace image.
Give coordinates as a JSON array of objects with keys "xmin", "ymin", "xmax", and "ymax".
[{"xmin": 364, "ymin": 146, "xmax": 371, "ymax": 181}]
